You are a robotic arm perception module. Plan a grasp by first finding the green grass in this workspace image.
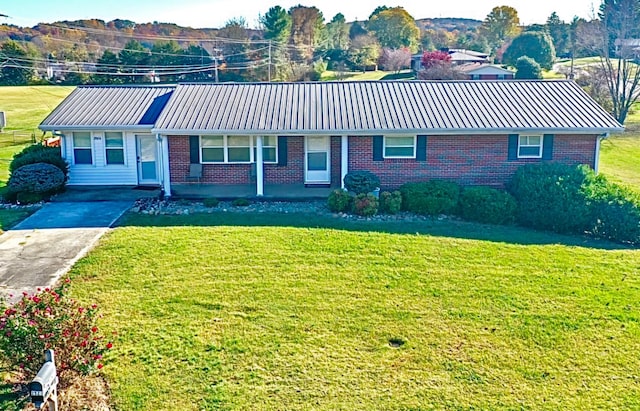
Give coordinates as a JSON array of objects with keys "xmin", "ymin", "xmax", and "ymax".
[
  {"xmin": 599, "ymin": 121, "xmax": 640, "ymax": 188},
  {"xmin": 64, "ymin": 212, "xmax": 640, "ymax": 410},
  {"xmin": 0, "ymin": 86, "xmax": 74, "ymax": 133},
  {"xmin": 0, "ymin": 208, "xmax": 33, "ymax": 233}
]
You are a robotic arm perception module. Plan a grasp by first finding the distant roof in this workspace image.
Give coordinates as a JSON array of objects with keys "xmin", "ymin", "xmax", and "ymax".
[
  {"xmin": 152, "ymin": 80, "xmax": 622, "ymax": 135},
  {"xmin": 40, "ymin": 86, "xmax": 175, "ymax": 131},
  {"xmin": 457, "ymin": 64, "xmax": 514, "ymax": 75},
  {"xmin": 449, "ymin": 51, "xmax": 488, "ymax": 63},
  {"xmin": 449, "ymin": 49, "xmax": 489, "ymax": 58}
]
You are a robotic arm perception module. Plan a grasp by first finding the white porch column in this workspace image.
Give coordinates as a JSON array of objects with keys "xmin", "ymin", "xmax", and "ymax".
[
  {"xmin": 256, "ymin": 135, "xmax": 264, "ymax": 196},
  {"xmin": 341, "ymin": 135, "xmax": 349, "ymax": 189},
  {"xmin": 594, "ymin": 134, "xmax": 607, "ymax": 174},
  {"xmin": 160, "ymin": 134, "xmax": 171, "ymax": 197}
]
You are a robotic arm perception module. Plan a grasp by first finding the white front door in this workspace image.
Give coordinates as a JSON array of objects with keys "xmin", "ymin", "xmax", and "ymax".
[
  {"xmin": 136, "ymin": 135, "xmax": 159, "ymax": 185},
  {"xmin": 305, "ymin": 136, "xmax": 330, "ymax": 183}
]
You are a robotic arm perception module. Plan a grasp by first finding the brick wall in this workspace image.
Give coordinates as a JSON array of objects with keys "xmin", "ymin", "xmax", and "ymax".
[
  {"xmin": 168, "ymin": 135, "xmax": 305, "ymax": 185},
  {"xmin": 348, "ymin": 134, "xmax": 597, "ymax": 189},
  {"xmin": 169, "ymin": 134, "xmax": 597, "ymax": 189}
]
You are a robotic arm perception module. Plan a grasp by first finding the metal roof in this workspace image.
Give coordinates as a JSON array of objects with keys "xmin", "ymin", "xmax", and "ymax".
[
  {"xmin": 152, "ymin": 80, "xmax": 623, "ymax": 135},
  {"xmin": 40, "ymin": 85, "xmax": 175, "ymax": 131}
]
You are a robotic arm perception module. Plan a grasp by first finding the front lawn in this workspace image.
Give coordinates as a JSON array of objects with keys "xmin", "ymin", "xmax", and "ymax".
[
  {"xmin": 66, "ymin": 212, "xmax": 640, "ymax": 410},
  {"xmin": 599, "ymin": 130, "xmax": 640, "ymax": 187}
]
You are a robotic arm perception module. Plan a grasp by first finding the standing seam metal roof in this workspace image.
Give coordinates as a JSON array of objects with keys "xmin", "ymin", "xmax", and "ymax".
[
  {"xmin": 152, "ymin": 80, "xmax": 622, "ymax": 134},
  {"xmin": 40, "ymin": 85, "xmax": 175, "ymax": 129}
]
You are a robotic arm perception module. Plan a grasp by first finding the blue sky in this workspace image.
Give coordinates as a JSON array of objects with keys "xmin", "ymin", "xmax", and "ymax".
[{"xmin": 2, "ymin": 0, "xmax": 598, "ymax": 29}]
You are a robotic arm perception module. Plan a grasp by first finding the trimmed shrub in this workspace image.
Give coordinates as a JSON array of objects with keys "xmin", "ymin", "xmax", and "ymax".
[
  {"xmin": 507, "ymin": 163, "xmax": 592, "ymax": 234},
  {"xmin": 232, "ymin": 198, "xmax": 251, "ymax": 207},
  {"xmin": 379, "ymin": 190, "xmax": 402, "ymax": 214},
  {"xmin": 343, "ymin": 171, "xmax": 380, "ymax": 195},
  {"xmin": 10, "ymin": 144, "xmax": 69, "ymax": 179},
  {"xmin": 583, "ymin": 174, "xmax": 640, "ymax": 244},
  {"xmin": 7, "ymin": 162, "xmax": 66, "ymax": 203},
  {"xmin": 327, "ymin": 189, "xmax": 352, "ymax": 212},
  {"xmin": 203, "ymin": 197, "xmax": 219, "ymax": 208},
  {"xmin": 459, "ymin": 186, "xmax": 517, "ymax": 225},
  {"xmin": 0, "ymin": 280, "xmax": 112, "ymax": 386},
  {"xmin": 352, "ymin": 193, "xmax": 378, "ymax": 216},
  {"xmin": 399, "ymin": 180, "xmax": 460, "ymax": 215}
]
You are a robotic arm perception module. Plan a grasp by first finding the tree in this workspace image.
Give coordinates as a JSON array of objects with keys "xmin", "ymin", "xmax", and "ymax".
[
  {"xmin": 418, "ymin": 50, "xmax": 465, "ymax": 80},
  {"xmin": 218, "ymin": 18, "xmax": 251, "ymax": 81},
  {"xmin": 119, "ymin": 40, "xmax": 149, "ymax": 83},
  {"xmin": 181, "ymin": 45, "xmax": 213, "ymax": 82},
  {"xmin": 94, "ymin": 49, "xmax": 122, "ymax": 84},
  {"xmin": 598, "ymin": 0, "xmax": 640, "ymax": 124},
  {"xmin": 349, "ymin": 21, "xmax": 368, "ymax": 40},
  {"xmin": 149, "ymin": 40, "xmax": 183, "ymax": 82},
  {"xmin": 289, "ymin": 5, "xmax": 325, "ymax": 63},
  {"xmin": 479, "ymin": 6, "xmax": 521, "ymax": 51},
  {"xmin": 326, "ymin": 13, "xmax": 349, "ymax": 51},
  {"xmin": 515, "ymin": 56, "xmax": 542, "ymax": 79},
  {"xmin": 367, "ymin": 7, "xmax": 420, "ymax": 52},
  {"xmin": 261, "ymin": 5, "xmax": 291, "ymax": 43},
  {"xmin": 347, "ymin": 34, "xmax": 380, "ymax": 72},
  {"xmin": 380, "ymin": 48, "xmax": 411, "ymax": 72},
  {"xmin": 546, "ymin": 12, "xmax": 570, "ymax": 57},
  {"xmin": 0, "ymin": 40, "xmax": 34, "ymax": 86},
  {"xmin": 502, "ymin": 31, "xmax": 556, "ymax": 69}
]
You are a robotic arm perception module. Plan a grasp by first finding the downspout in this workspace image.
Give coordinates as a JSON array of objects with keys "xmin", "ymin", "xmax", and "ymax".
[{"xmin": 594, "ymin": 133, "xmax": 608, "ymax": 174}]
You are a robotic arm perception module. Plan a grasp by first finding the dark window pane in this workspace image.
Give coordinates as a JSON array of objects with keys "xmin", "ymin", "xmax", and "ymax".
[
  {"xmin": 74, "ymin": 148, "xmax": 92, "ymax": 164},
  {"xmin": 106, "ymin": 149, "xmax": 124, "ymax": 165},
  {"xmin": 263, "ymin": 147, "xmax": 276, "ymax": 162},
  {"xmin": 202, "ymin": 148, "xmax": 224, "ymax": 162},
  {"xmin": 307, "ymin": 152, "xmax": 327, "ymax": 171},
  {"xmin": 228, "ymin": 147, "xmax": 250, "ymax": 162},
  {"xmin": 385, "ymin": 147, "xmax": 414, "ymax": 157},
  {"xmin": 519, "ymin": 146, "xmax": 541, "ymax": 157}
]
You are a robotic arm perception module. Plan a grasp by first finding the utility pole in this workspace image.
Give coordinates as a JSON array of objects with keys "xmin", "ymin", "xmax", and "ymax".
[
  {"xmin": 213, "ymin": 47, "xmax": 221, "ymax": 83},
  {"xmin": 268, "ymin": 40, "xmax": 272, "ymax": 82}
]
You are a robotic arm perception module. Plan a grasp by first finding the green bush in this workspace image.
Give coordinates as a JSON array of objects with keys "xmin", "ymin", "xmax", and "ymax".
[
  {"xmin": 459, "ymin": 186, "xmax": 517, "ymax": 225},
  {"xmin": 0, "ymin": 280, "xmax": 112, "ymax": 385},
  {"xmin": 10, "ymin": 144, "xmax": 69, "ymax": 179},
  {"xmin": 399, "ymin": 180, "xmax": 460, "ymax": 215},
  {"xmin": 343, "ymin": 171, "xmax": 380, "ymax": 195},
  {"xmin": 583, "ymin": 174, "xmax": 640, "ymax": 244},
  {"xmin": 7, "ymin": 162, "xmax": 66, "ymax": 203},
  {"xmin": 507, "ymin": 163, "xmax": 593, "ymax": 234},
  {"xmin": 232, "ymin": 198, "xmax": 251, "ymax": 207},
  {"xmin": 379, "ymin": 190, "xmax": 402, "ymax": 214},
  {"xmin": 327, "ymin": 189, "xmax": 352, "ymax": 212},
  {"xmin": 352, "ymin": 193, "xmax": 378, "ymax": 216},
  {"xmin": 203, "ymin": 197, "xmax": 219, "ymax": 208}
]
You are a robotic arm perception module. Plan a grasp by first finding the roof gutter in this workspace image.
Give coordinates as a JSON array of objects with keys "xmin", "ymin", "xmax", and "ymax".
[{"xmin": 39, "ymin": 125, "xmax": 155, "ymax": 132}]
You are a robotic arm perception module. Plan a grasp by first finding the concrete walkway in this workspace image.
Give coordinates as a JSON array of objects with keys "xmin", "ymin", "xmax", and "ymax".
[{"xmin": 0, "ymin": 202, "xmax": 132, "ymax": 303}]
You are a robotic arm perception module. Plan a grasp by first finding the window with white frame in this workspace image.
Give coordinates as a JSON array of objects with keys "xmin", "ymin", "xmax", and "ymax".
[
  {"xmin": 105, "ymin": 132, "xmax": 125, "ymax": 165},
  {"xmin": 518, "ymin": 135, "xmax": 543, "ymax": 158},
  {"xmin": 72, "ymin": 132, "xmax": 92, "ymax": 164},
  {"xmin": 201, "ymin": 135, "xmax": 277, "ymax": 163},
  {"xmin": 384, "ymin": 136, "xmax": 416, "ymax": 158}
]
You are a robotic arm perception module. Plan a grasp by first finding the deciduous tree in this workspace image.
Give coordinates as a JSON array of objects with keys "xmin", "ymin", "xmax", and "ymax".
[
  {"xmin": 503, "ymin": 31, "xmax": 556, "ymax": 69},
  {"xmin": 479, "ymin": 6, "xmax": 521, "ymax": 51},
  {"xmin": 0, "ymin": 40, "xmax": 34, "ymax": 85},
  {"xmin": 515, "ymin": 56, "xmax": 542, "ymax": 79},
  {"xmin": 380, "ymin": 48, "xmax": 411, "ymax": 72},
  {"xmin": 367, "ymin": 7, "xmax": 420, "ymax": 52}
]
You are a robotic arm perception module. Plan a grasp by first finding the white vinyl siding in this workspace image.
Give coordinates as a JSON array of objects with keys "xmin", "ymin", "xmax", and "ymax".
[
  {"xmin": 201, "ymin": 135, "xmax": 277, "ymax": 164},
  {"xmin": 62, "ymin": 131, "xmax": 139, "ymax": 185},
  {"xmin": 518, "ymin": 135, "xmax": 543, "ymax": 158},
  {"xmin": 383, "ymin": 136, "xmax": 416, "ymax": 158}
]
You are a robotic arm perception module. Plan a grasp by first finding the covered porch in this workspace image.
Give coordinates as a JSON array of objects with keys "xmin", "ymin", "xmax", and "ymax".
[{"xmin": 171, "ymin": 184, "xmax": 333, "ymax": 200}]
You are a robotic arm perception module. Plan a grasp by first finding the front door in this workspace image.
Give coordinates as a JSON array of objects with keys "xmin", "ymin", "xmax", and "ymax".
[
  {"xmin": 136, "ymin": 135, "xmax": 159, "ymax": 185},
  {"xmin": 305, "ymin": 136, "xmax": 330, "ymax": 183}
]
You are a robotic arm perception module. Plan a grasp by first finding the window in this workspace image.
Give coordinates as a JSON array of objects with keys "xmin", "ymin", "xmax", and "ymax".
[
  {"xmin": 201, "ymin": 135, "xmax": 277, "ymax": 164},
  {"xmin": 73, "ymin": 132, "xmax": 92, "ymax": 164},
  {"xmin": 518, "ymin": 135, "xmax": 543, "ymax": 158},
  {"xmin": 105, "ymin": 132, "xmax": 125, "ymax": 165},
  {"xmin": 384, "ymin": 136, "xmax": 416, "ymax": 158},
  {"xmin": 201, "ymin": 135, "xmax": 224, "ymax": 162}
]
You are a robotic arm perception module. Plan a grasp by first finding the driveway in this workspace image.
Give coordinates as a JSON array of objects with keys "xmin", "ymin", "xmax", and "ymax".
[{"xmin": 0, "ymin": 202, "xmax": 132, "ymax": 303}]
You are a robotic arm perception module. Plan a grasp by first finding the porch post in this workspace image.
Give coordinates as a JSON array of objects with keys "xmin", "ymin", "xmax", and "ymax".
[
  {"xmin": 160, "ymin": 134, "xmax": 171, "ymax": 197},
  {"xmin": 341, "ymin": 135, "xmax": 348, "ymax": 189},
  {"xmin": 256, "ymin": 135, "xmax": 264, "ymax": 196},
  {"xmin": 594, "ymin": 133, "xmax": 607, "ymax": 173}
]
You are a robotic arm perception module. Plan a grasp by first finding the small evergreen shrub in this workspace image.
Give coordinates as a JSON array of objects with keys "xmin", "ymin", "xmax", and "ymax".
[
  {"xmin": 399, "ymin": 180, "xmax": 460, "ymax": 215},
  {"xmin": 10, "ymin": 144, "xmax": 69, "ymax": 179},
  {"xmin": 459, "ymin": 186, "xmax": 517, "ymax": 225},
  {"xmin": 203, "ymin": 197, "xmax": 219, "ymax": 208},
  {"xmin": 327, "ymin": 189, "xmax": 352, "ymax": 212},
  {"xmin": 343, "ymin": 171, "xmax": 380, "ymax": 195},
  {"xmin": 507, "ymin": 163, "xmax": 592, "ymax": 234},
  {"xmin": 0, "ymin": 279, "xmax": 112, "ymax": 385},
  {"xmin": 352, "ymin": 193, "xmax": 378, "ymax": 216},
  {"xmin": 232, "ymin": 198, "xmax": 251, "ymax": 207},
  {"xmin": 7, "ymin": 162, "xmax": 66, "ymax": 203},
  {"xmin": 379, "ymin": 190, "xmax": 402, "ymax": 214}
]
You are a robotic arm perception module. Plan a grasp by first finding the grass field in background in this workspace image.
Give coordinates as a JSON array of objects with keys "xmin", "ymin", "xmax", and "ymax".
[{"xmin": 64, "ymin": 212, "xmax": 640, "ymax": 410}]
